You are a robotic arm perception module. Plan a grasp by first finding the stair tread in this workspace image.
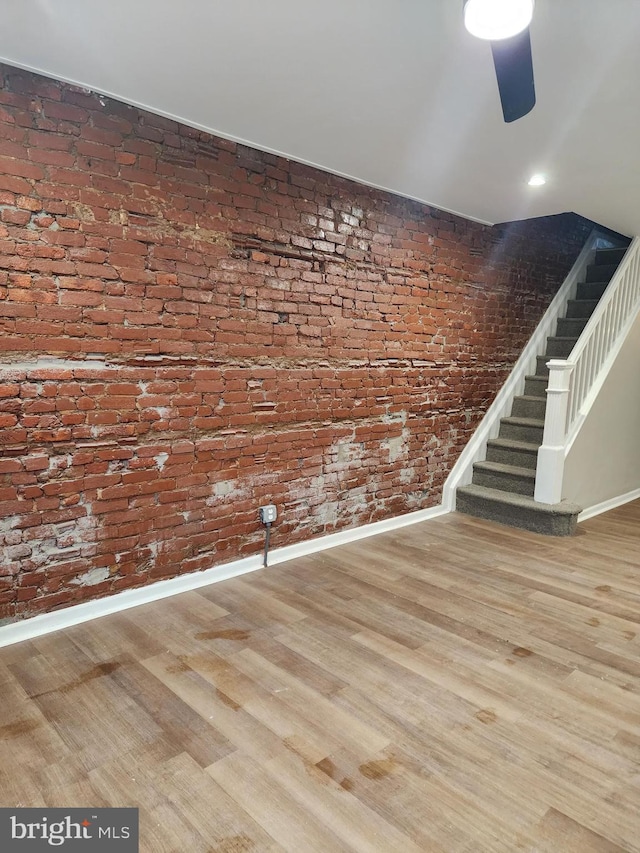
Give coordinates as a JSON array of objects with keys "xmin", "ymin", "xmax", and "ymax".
[
  {"xmin": 566, "ymin": 299, "xmax": 598, "ymax": 307},
  {"xmin": 487, "ymin": 437, "xmax": 540, "ymax": 452},
  {"xmin": 457, "ymin": 484, "xmax": 580, "ymax": 515},
  {"xmin": 473, "ymin": 460, "xmax": 535, "ymax": 479},
  {"xmin": 515, "ymin": 393, "xmax": 547, "ymax": 402},
  {"xmin": 547, "ymin": 336, "xmax": 579, "ymax": 342},
  {"xmin": 501, "ymin": 415, "xmax": 545, "ymax": 427},
  {"xmin": 595, "ymin": 246, "xmax": 627, "ymax": 256}
]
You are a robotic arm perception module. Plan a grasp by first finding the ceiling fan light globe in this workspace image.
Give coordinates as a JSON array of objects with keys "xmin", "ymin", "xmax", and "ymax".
[{"xmin": 464, "ymin": 0, "xmax": 534, "ymax": 41}]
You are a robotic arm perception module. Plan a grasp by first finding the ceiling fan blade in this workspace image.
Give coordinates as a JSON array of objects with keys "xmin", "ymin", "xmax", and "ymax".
[{"xmin": 490, "ymin": 27, "xmax": 536, "ymax": 123}]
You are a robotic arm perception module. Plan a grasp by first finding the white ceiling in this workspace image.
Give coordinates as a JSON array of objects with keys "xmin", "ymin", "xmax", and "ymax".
[{"xmin": 1, "ymin": 0, "xmax": 639, "ymax": 235}]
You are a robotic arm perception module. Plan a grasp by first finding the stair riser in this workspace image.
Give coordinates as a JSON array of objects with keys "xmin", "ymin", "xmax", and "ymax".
[
  {"xmin": 545, "ymin": 338, "xmax": 577, "ymax": 358},
  {"xmin": 500, "ymin": 421, "xmax": 544, "ymax": 443},
  {"xmin": 456, "ymin": 492, "xmax": 578, "ymax": 536},
  {"xmin": 523, "ymin": 376, "xmax": 548, "ymax": 397},
  {"xmin": 565, "ymin": 299, "xmax": 598, "ymax": 319},
  {"xmin": 576, "ymin": 281, "xmax": 609, "ymax": 300},
  {"xmin": 486, "ymin": 445, "xmax": 538, "ymax": 469},
  {"xmin": 585, "ymin": 263, "xmax": 617, "ymax": 283},
  {"xmin": 511, "ymin": 397, "xmax": 547, "ymax": 419},
  {"xmin": 473, "ymin": 468, "xmax": 535, "ymax": 497},
  {"xmin": 595, "ymin": 247, "xmax": 626, "ymax": 265},
  {"xmin": 535, "ymin": 356, "xmax": 550, "ymax": 377},
  {"xmin": 556, "ymin": 318, "xmax": 588, "ymax": 338}
]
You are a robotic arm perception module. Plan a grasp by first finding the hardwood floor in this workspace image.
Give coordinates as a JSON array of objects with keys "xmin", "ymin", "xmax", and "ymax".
[{"xmin": 1, "ymin": 503, "xmax": 640, "ymax": 852}]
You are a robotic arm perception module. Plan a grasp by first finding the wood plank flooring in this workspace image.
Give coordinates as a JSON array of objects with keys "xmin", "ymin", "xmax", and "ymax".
[{"xmin": 1, "ymin": 502, "xmax": 640, "ymax": 852}]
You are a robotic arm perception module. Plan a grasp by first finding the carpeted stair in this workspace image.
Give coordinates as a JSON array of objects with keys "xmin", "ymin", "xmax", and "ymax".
[{"xmin": 456, "ymin": 246, "xmax": 627, "ymax": 535}]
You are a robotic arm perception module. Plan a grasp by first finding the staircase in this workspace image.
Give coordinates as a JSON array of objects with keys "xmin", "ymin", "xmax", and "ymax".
[{"xmin": 456, "ymin": 245, "xmax": 628, "ymax": 535}]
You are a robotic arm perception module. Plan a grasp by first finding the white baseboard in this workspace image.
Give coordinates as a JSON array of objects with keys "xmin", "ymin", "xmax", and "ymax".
[
  {"xmin": 577, "ymin": 487, "xmax": 640, "ymax": 522},
  {"xmin": 0, "ymin": 503, "xmax": 448, "ymax": 649},
  {"xmin": 267, "ymin": 503, "xmax": 447, "ymax": 565}
]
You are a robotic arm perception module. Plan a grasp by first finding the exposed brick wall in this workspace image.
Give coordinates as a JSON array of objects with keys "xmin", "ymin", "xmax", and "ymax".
[{"xmin": 0, "ymin": 65, "xmax": 593, "ymax": 621}]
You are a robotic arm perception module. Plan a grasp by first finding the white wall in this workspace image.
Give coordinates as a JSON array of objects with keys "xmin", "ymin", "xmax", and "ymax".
[{"xmin": 563, "ymin": 310, "xmax": 640, "ymax": 511}]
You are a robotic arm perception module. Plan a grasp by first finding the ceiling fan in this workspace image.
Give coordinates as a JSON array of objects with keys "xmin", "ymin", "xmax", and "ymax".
[{"xmin": 464, "ymin": 0, "xmax": 536, "ymax": 123}]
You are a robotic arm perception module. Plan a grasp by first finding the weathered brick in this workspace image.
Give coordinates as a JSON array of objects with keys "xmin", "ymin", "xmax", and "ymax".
[{"xmin": 0, "ymin": 62, "xmax": 593, "ymax": 624}]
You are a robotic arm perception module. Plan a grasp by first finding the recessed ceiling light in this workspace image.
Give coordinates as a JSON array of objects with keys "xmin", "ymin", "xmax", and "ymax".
[
  {"xmin": 464, "ymin": 0, "xmax": 535, "ymax": 41},
  {"xmin": 528, "ymin": 173, "xmax": 546, "ymax": 187}
]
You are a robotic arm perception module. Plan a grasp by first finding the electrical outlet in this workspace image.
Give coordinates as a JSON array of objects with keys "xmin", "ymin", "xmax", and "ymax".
[{"xmin": 259, "ymin": 504, "xmax": 277, "ymax": 524}]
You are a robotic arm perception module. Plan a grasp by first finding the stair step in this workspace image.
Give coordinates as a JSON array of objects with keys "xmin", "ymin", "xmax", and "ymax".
[
  {"xmin": 594, "ymin": 246, "xmax": 627, "ymax": 266},
  {"xmin": 511, "ymin": 394, "xmax": 547, "ymax": 419},
  {"xmin": 523, "ymin": 374, "xmax": 548, "ymax": 398},
  {"xmin": 565, "ymin": 298, "xmax": 599, "ymax": 319},
  {"xmin": 545, "ymin": 336, "xmax": 578, "ymax": 358},
  {"xmin": 576, "ymin": 281, "xmax": 609, "ymax": 300},
  {"xmin": 456, "ymin": 484, "xmax": 580, "ymax": 536},
  {"xmin": 486, "ymin": 437, "xmax": 539, "ymax": 469},
  {"xmin": 556, "ymin": 316, "xmax": 589, "ymax": 338},
  {"xmin": 585, "ymin": 262, "xmax": 618, "ymax": 283},
  {"xmin": 499, "ymin": 416, "xmax": 545, "ymax": 443},
  {"xmin": 472, "ymin": 460, "xmax": 536, "ymax": 496}
]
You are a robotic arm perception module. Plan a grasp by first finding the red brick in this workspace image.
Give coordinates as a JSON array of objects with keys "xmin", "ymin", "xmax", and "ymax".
[
  {"xmin": 44, "ymin": 102, "xmax": 89, "ymax": 122},
  {"xmin": 29, "ymin": 149, "xmax": 75, "ymax": 167},
  {"xmin": 0, "ymin": 156, "xmax": 44, "ymax": 181}
]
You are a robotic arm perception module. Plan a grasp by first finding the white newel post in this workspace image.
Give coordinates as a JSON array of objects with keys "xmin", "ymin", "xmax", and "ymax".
[{"xmin": 534, "ymin": 360, "xmax": 575, "ymax": 504}]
